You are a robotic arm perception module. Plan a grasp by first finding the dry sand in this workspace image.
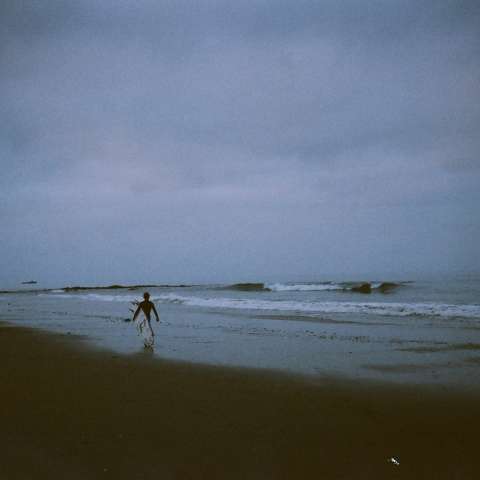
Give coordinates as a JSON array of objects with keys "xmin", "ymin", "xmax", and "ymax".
[{"xmin": 1, "ymin": 322, "xmax": 479, "ymax": 479}]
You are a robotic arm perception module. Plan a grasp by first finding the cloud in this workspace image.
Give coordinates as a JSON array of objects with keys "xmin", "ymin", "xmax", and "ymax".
[{"xmin": 1, "ymin": 0, "xmax": 479, "ymax": 286}]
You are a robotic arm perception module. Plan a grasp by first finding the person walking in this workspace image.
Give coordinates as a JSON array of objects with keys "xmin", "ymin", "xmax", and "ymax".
[{"xmin": 132, "ymin": 292, "xmax": 159, "ymax": 348}]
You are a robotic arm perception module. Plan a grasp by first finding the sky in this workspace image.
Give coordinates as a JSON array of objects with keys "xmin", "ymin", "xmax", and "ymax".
[{"xmin": 1, "ymin": 0, "xmax": 479, "ymax": 288}]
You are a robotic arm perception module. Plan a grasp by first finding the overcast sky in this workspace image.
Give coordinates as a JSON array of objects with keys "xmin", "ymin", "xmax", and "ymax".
[{"xmin": 1, "ymin": 0, "xmax": 479, "ymax": 288}]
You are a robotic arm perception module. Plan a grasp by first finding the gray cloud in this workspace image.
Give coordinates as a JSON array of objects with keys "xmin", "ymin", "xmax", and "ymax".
[{"xmin": 1, "ymin": 1, "xmax": 479, "ymax": 287}]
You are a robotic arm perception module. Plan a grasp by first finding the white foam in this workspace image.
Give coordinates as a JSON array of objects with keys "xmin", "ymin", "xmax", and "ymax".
[
  {"xmin": 155, "ymin": 293, "xmax": 480, "ymax": 319},
  {"xmin": 267, "ymin": 283, "xmax": 343, "ymax": 291},
  {"xmin": 267, "ymin": 282, "xmax": 399, "ymax": 291},
  {"xmin": 38, "ymin": 292, "xmax": 480, "ymax": 319},
  {"xmin": 39, "ymin": 293, "xmax": 140, "ymax": 303}
]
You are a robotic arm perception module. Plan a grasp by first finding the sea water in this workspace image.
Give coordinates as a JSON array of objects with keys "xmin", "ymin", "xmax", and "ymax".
[{"xmin": 1, "ymin": 274, "xmax": 479, "ymax": 388}]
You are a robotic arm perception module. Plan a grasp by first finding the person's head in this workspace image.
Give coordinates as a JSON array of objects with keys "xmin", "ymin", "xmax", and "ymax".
[{"xmin": 143, "ymin": 292, "xmax": 150, "ymax": 300}]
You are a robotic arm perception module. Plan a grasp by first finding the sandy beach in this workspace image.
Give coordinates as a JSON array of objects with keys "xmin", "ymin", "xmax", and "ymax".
[
  {"xmin": 3, "ymin": 0, "xmax": 478, "ymax": 478},
  {"xmin": 1, "ymin": 321, "xmax": 479, "ymax": 479}
]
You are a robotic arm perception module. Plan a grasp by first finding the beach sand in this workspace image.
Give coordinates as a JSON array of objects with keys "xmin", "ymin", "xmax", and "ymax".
[{"xmin": 1, "ymin": 322, "xmax": 479, "ymax": 479}]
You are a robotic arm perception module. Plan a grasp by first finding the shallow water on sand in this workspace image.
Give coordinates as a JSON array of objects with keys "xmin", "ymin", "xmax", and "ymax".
[{"xmin": 1, "ymin": 275, "xmax": 480, "ymax": 389}]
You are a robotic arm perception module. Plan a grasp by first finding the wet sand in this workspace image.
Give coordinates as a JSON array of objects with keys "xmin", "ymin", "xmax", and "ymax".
[{"xmin": 1, "ymin": 322, "xmax": 479, "ymax": 479}]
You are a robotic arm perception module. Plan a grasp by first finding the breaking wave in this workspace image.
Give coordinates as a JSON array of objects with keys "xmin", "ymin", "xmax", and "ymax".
[
  {"xmin": 268, "ymin": 282, "xmax": 343, "ymax": 292},
  {"xmin": 267, "ymin": 282, "xmax": 403, "ymax": 293},
  {"xmin": 156, "ymin": 294, "xmax": 480, "ymax": 319},
  {"xmin": 39, "ymin": 291, "xmax": 480, "ymax": 319},
  {"xmin": 39, "ymin": 293, "xmax": 141, "ymax": 303},
  {"xmin": 222, "ymin": 283, "xmax": 271, "ymax": 292}
]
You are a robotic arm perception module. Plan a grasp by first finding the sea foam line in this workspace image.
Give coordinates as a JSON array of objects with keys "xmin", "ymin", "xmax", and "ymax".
[
  {"xmin": 154, "ymin": 294, "xmax": 480, "ymax": 318},
  {"xmin": 39, "ymin": 293, "xmax": 140, "ymax": 303},
  {"xmin": 267, "ymin": 283, "xmax": 343, "ymax": 291},
  {"xmin": 39, "ymin": 292, "xmax": 480, "ymax": 319},
  {"xmin": 266, "ymin": 281, "xmax": 404, "ymax": 292}
]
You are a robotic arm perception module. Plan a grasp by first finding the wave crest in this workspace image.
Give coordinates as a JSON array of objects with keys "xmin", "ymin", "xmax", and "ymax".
[
  {"xmin": 267, "ymin": 282, "xmax": 402, "ymax": 293},
  {"xmin": 267, "ymin": 283, "xmax": 342, "ymax": 292},
  {"xmin": 223, "ymin": 283, "xmax": 271, "ymax": 292},
  {"xmin": 155, "ymin": 293, "xmax": 480, "ymax": 319},
  {"xmin": 39, "ymin": 290, "xmax": 480, "ymax": 319}
]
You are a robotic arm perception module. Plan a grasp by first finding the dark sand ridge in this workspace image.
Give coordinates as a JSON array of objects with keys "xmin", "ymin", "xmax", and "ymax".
[{"xmin": 1, "ymin": 322, "xmax": 479, "ymax": 479}]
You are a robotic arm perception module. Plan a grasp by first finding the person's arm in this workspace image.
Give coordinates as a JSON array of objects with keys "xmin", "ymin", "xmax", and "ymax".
[
  {"xmin": 132, "ymin": 304, "xmax": 141, "ymax": 321},
  {"xmin": 152, "ymin": 304, "xmax": 160, "ymax": 322}
]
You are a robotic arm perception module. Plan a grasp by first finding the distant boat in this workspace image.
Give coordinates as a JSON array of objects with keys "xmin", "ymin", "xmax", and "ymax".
[{"xmin": 21, "ymin": 280, "xmax": 38, "ymax": 285}]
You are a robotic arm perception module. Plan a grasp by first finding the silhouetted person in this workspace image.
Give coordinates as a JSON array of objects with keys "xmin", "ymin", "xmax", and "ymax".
[{"xmin": 133, "ymin": 292, "xmax": 159, "ymax": 348}]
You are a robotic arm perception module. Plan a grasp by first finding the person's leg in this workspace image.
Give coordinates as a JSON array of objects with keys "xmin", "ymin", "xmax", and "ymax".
[
  {"xmin": 136, "ymin": 317, "xmax": 145, "ymax": 334},
  {"xmin": 144, "ymin": 318, "xmax": 154, "ymax": 347}
]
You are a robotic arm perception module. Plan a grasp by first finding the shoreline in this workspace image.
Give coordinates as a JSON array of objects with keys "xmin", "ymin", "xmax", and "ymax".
[
  {"xmin": 3, "ymin": 281, "xmax": 480, "ymax": 390},
  {"xmin": 3, "ymin": 317, "xmax": 480, "ymax": 396},
  {"xmin": 2, "ymin": 321, "xmax": 480, "ymax": 479}
]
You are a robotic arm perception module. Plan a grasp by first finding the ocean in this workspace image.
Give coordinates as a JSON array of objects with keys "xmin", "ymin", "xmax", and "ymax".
[{"xmin": 1, "ymin": 274, "xmax": 480, "ymax": 388}]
